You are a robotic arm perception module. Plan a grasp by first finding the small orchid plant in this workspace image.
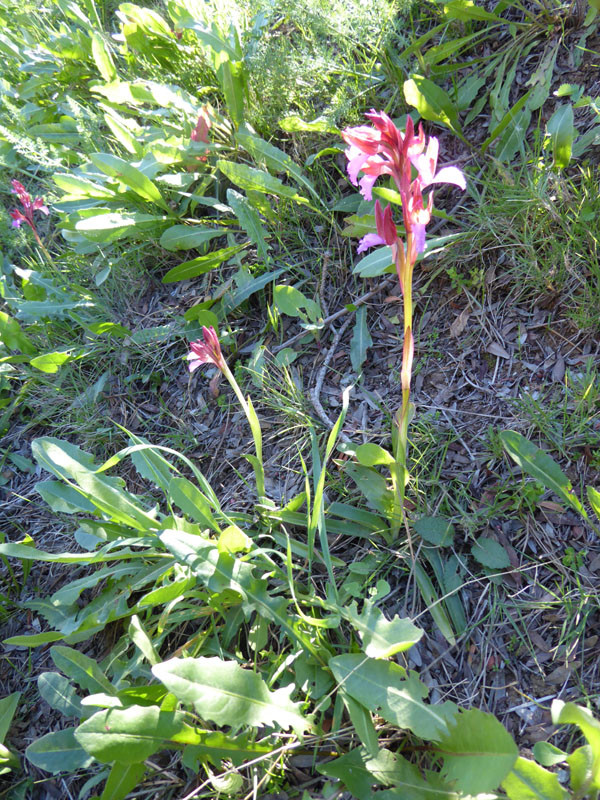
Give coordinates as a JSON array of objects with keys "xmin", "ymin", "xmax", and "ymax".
[
  {"xmin": 10, "ymin": 179, "xmax": 49, "ymax": 250},
  {"xmin": 342, "ymin": 110, "xmax": 465, "ymax": 530},
  {"xmin": 188, "ymin": 326, "xmax": 265, "ymax": 500}
]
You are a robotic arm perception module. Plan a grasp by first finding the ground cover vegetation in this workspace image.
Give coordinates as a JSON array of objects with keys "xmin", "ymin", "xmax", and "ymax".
[{"xmin": 0, "ymin": 0, "xmax": 599, "ymax": 797}]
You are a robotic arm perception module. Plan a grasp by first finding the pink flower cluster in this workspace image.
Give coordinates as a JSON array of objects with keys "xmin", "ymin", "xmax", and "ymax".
[
  {"xmin": 10, "ymin": 179, "xmax": 49, "ymax": 232},
  {"xmin": 342, "ymin": 111, "xmax": 465, "ymax": 255}
]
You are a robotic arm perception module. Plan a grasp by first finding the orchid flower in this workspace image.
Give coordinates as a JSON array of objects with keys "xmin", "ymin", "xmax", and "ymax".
[
  {"xmin": 187, "ymin": 326, "xmax": 226, "ymax": 373},
  {"xmin": 190, "ymin": 106, "xmax": 211, "ymax": 163},
  {"xmin": 10, "ymin": 180, "xmax": 49, "ymax": 242},
  {"xmin": 341, "ymin": 111, "xmax": 466, "ymax": 536}
]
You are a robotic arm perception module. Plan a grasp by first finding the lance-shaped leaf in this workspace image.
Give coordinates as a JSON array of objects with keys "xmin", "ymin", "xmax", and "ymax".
[
  {"xmin": 436, "ymin": 708, "xmax": 518, "ymax": 793},
  {"xmin": 329, "ymin": 655, "xmax": 457, "ymax": 740},
  {"xmin": 350, "ymin": 305, "xmax": 373, "ymax": 374},
  {"xmin": 182, "ymin": 731, "xmax": 273, "ymax": 769},
  {"xmin": 343, "ymin": 599, "xmax": 423, "ymax": 659},
  {"xmin": 75, "ymin": 705, "xmax": 196, "ymax": 763},
  {"xmin": 217, "ymin": 161, "xmax": 309, "ymax": 205},
  {"xmin": 153, "ymin": 657, "xmax": 311, "ymax": 737},
  {"xmin": 500, "ymin": 431, "xmax": 585, "ymax": 516},
  {"xmin": 26, "ymin": 728, "xmax": 94, "ymax": 774},
  {"xmin": 319, "ymin": 747, "xmax": 426, "ymax": 800}
]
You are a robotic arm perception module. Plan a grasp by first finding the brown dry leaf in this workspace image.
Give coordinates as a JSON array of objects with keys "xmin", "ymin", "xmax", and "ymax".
[
  {"xmin": 487, "ymin": 341, "xmax": 510, "ymax": 359},
  {"xmin": 449, "ymin": 307, "xmax": 471, "ymax": 338},
  {"xmin": 539, "ymin": 501, "xmax": 565, "ymax": 512},
  {"xmin": 551, "ymin": 354, "xmax": 566, "ymax": 382}
]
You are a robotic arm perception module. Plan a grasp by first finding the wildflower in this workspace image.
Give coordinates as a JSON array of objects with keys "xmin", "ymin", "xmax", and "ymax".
[
  {"xmin": 190, "ymin": 106, "xmax": 211, "ymax": 162},
  {"xmin": 10, "ymin": 180, "xmax": 49, "ymax": 231},
  {"xmin": 357, "ymin": 199, "xmax": 397, "ymax": 253},
  {"xmin": 187, "ymin": 326, "xmax": 226, "ymax": 373}
]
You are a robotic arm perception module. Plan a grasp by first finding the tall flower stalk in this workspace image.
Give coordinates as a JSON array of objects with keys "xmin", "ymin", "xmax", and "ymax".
[
  {"xmin": 342, "ymin": 111, "xmax": 465, "ymax": 533},
  {"xmin": 10, "ymin": 179, "xmax": 51, "ymax": 257},
  {"xmin": 188, "ymin": 327, "xmax": 265, "ymax": 500}
]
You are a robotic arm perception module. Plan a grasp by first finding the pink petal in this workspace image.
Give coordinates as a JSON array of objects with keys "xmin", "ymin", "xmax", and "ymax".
[
  {"xmin": 429, "ymin": 166, "xmax": 466, "ymax": 191},
  {"xmin": 358, "ymin": 173, "xmax": 378, "ymax": 201},
  {"xmin": 357, "ymin": 233, "xmax": 386, "ymax": 253},
  {"xmin": 412, "ymin": 223, "xmax": 427, "ymax": 254}
]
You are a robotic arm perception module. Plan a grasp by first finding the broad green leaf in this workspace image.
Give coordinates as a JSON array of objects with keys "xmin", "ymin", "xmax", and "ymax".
[
  {"xmin": 414, "ymin": 516, "xmax": 454, "ymax": 546},
  {"xmin": 75, "ymin": 212, "xmax": 165, "ymax": 233},
  {"xmin": 168, "ymin": 476, "xmax": 220, "ymax": 532},
  {"xmin": 129, "ymin": 616, "xmax": 159, "ymax": 666},
  {"xmin": 184, "ymin": 21, "xmax": 240, "ymax": 61},
  {"xmin": 159, "ymin": 225, "xmax": 224, "ymax": 251},
  {"xmin": 329, "ymin": 655, "xmax": 456, "ymax": 740},
  {"xmin": 587, "ymin": 485, "xmax": 600, "ymax": 518},
  {"xmin": 274, "ymin": 285, "xmax": 320, "ymax": 321},
  {"xmin": 495, "ymin": 107, "xmax": 532, "ymax": 163},
  {"xmin": 552, "ymin": 700, "xmax": 600, "ymax": 789},
  {"xmin": 350, "ymin": 305, "xmax": 372, "ymax": 374},
  {"xmin": 153, "ymin": 657, "xmax": 311, "ymax": 736},
  {"xmin": 471, "ymin": 537, "xmax": 510, "ymax": 569},
  {"xmin": 319, "ymin": 747, "xmax": 423, "ymax": 800},
  {"xmin": 355, "ymin": 444, "xmax": 395, "ymax": 467},
  {"xmin": 38, "ymin": 673, "xmax": 82, "ymax": 717},
  {"xmin": 437, "ymin": 708, "xmax": 518, "ymax": 793},
  {"xmin": 162, "ymin": 245, "xmax": 244, "ymax": 282},
  {"xmin": 30, "ymin": 350, "xmax": 74, "ymax": 374},
  {"xmin": 4, "ymin": 632, "xmax": 64, "ymax": 647},
  {"xmin": 567, "ymin": 745, "xmax": 594, "ymax": 794},
  {"xmin": 75, "ymin": 705, "xmax": 194, "ymax": 763},
  {"xmin": 100, "ymin": 762, "xmax": 146, "ymax": 800},
  {"xmin": 0, "ymin": 311, "xmax": 36, "ymax": 354},
  {"xmin": 217, "ymin": 160, "xmax": 308, "ymax": 205},
  {"xmin": 227, "ymin": 189, "xmax": 270, "ymax": 261},
  {"xmin": 547, "ymin": 104, "xmax": 574, "ymax": 168},
  {"xmin": 119, "ymin": 3, "xmax": 172, "ymax": 35},
  {"xmin": 51, "ymin": 646, "xmax": 116, "ymax": 696},
  {"xmin": 182, "ymin": 731, "xmax": 273, "ymax": 769},
  {"xmin": 343, "ymin": 599, "xmax": 423, "ymax": 658},
  {"xmin": 502, "ymin": 756, "xmax": 569, "ymax": 800},
  {"xmin": 500, "ymin": 431, "xmax": 585, "ymax": 515},
  {"xmin": 481, "ymin": 87, "xmax": 535, "ymax": 153},
  {"xmin": 0, "ymin": 693, "xmax": 20, "ymax": 741},
  {"xmin": 404, "ymin": 75, "xmax": 463, "ymax": 136},
  {"xmin": 26, "ymin": 728, "xmax": 94, "ymax": 774},
  {"xmin": 91, "ymin": 32, "xmax": 117, "ymax": 82},
  {"xmin": 533, "ymin": 741, "xmax": 567, "ymax": 767},
  {"xmin": 89, "ymin": 153, "xmax": 169, "ymax": 211},
  {"xmin": 53, "ymin": 173, "xmax": 116, "ymax": 198}
]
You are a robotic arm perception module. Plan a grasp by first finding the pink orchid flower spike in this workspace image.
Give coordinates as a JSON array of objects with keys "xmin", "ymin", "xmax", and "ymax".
[{"xmin": 10, "ymin": 179, "xmax": 49, "ymax": 231}]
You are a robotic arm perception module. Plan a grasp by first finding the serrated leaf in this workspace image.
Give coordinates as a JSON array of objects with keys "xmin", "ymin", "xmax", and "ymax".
[
  {"xmin": 437, "ymin": 708, "xmax": 518, "ymax": 792},
  {"xmin": 350, "ymin": 305, "xmax": 372, "ymax": 374},
  {"xmin": 38, "ymin": 673, "xmax": 83, "ymax": 717},
  {"xmin": 159, "ymin": 225, "xmax": 224, "ymax": 251},
  {"xmin": 217, "ymin": 160, "xmax": 308, "ymax": 204},
  {"xmin": 26, "ymin": 728, "xmax": 94, "ymax": 774},
  {"xmin": 75, "ymin": 705, "xmax": 194, "ymax": 763},
  {"xmin": 471, "ymin": 537, "xmax": 510, "ymax": 569},
  {"xmin": 153, "ymin": 657, "xmax": 311, "ymax": 736},
  {"xmin": 502, "ymin": 756, "xmax": 569, "ymax": 800},
  {"xmin": 329, "ymin": 655, "xmax": 456, "ymax": 740},
  {"xmin": 89, "ymin": 153, "xmax": 169, "ymax": 211},
  {"xmin": 414, "ymin": 516, "xmax": 455, "ymax": 546},
  {"xmin": 500, "ymin": 431, "xmax": 585, "ymax": 516},
  {"xmin": 343, "ymin": 599, "xmax": 423, "ymax": 658}
]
